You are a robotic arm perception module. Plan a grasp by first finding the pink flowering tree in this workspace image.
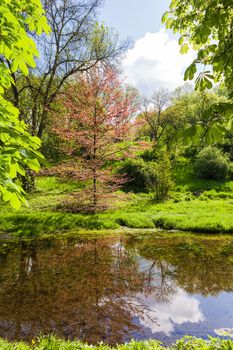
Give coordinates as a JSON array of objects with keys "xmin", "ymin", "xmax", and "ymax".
[{"xmin": 54, "ymin": 68, "xmax": 139, "ymax": 212}]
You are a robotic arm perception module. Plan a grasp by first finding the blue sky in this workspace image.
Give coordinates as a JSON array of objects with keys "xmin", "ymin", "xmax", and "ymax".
[
  {"xmin": 98, "ymin": 1, "xmax": 195, "ymax": 96},
  {"xmin": 99, "ymin": 0, "xmax": 170, "ymax": 40}
]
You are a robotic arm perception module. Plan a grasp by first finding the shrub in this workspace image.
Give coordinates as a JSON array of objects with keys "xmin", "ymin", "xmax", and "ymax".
[
  {"xmin": 119, "ymin": 158, "xmax": 148, "ymax": 190},
  {"xmin": 41, "ymin": 132, "xmax": 68, "ymax": 163},
  {"xmin": 183, "ymin": 145, "xmax": 201, "ymax": 159},
  {"xmin": 145, "ymin": 153, "xmax": 174, "ymax": 201},
  {"xmin": 119, "ymin": 154, "xmax": 173, "ymax": 200},
  {"xmin": 229, "ymin": 163, "xmax": 233, "ymax": 180},
  {"xmin": 194, "ymin": 146, "xmax": 230, "ymax": 180}
]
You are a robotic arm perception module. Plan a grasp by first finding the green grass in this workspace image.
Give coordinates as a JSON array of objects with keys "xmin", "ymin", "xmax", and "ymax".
[
  {"xmin": 0, "ymin": 176, "xmax": 232, "ymax": 236},
  {"xmin": 174, "ymin": 162, "xmax": 233, "ymax": 192},
  {"xmin": 0, "ymin": 336, "xmax": 233, "ymax": 350}
]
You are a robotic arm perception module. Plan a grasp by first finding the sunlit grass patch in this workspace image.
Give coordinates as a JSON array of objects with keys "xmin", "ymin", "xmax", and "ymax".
[{"xmin": 0, "ymin": 176, "xmax": 232, "ymax": 236}]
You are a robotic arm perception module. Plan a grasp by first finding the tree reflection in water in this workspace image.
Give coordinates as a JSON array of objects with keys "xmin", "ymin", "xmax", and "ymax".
[
  {"xmin": 0, "ymin": 233, "xmax": 233, "ymax": 343},
  {"xmin": 132, "ymin": 234, "xmax": 233, "ymax": 296},
  {"xmin": 0, "ymin": 237, "xmax": 163, "ymax": 343}
]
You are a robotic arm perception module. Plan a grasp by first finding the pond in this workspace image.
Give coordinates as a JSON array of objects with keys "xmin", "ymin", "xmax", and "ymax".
[{"xmin": 0, "ymin": 232, "xmax": 233, "ymax": 345}]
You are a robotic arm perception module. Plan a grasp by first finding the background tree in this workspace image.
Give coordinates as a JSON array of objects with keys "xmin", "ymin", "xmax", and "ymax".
[
  {"xmin": 140, "ymin": 88, "xmax": 170, "ymax": 145},
  {"xmin": 6, "ymin": 0, "xmax": 130, "ymax": 139},
  {"xmin": 0, "ymin": 0, "xmax": 50, "ymax": 208},
  {"xmin": 53, "ymin": 68, "xmax": 139, "ymax": 213},
  {"xmin": 169, "ymin": 89, "xmax": 232, "ymax": 146}
]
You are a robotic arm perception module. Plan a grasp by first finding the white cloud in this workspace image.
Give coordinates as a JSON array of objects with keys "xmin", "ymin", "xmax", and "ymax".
[{"xmin": 122, "ymin": 29, "xmax": 195, "ymax": 96}]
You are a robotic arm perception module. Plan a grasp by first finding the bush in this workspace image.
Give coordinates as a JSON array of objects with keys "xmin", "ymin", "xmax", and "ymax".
[
  {"xmin": 145, "ymin": 153, "xmax": 174, "ymax": 201},
  {"xmin": 41, "ymin": 132, "xmax": 68, "ymax": 163},
  {"xmin": 119, "ymin": 154, "xmax": 173, "ymax": 200},
  {"xmin": 183, "ymin": 145, "xmax": 201, "ymax": 159},
  {"xmin": 119, "ymin": 158, "xmax": 148, "ymax": 190},
  {"xmin": 194, "ymin": 146, "xmax": 230, "ymax": 180},
  {"xmin": 229, "ymin": 163, "xmax": 233, "ymax": 180}
]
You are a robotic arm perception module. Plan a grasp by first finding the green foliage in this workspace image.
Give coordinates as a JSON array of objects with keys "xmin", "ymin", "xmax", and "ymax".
[
  {"xmin": 194, "ymin": 146, "xmax": 231, "ymax": 180},
  {"xmin": 120, "ymin": 154, "xmax": 173, "ymax": 200},
  {"xmin": 162, "ymin": 0, "xmax": 233, "ymax": 148},
  {"xmin": 0, "ymin": 336, "xmax": 232, "ymax": 350},
  {"xmin": 168, "ymin": 89, "xmax": 232, "ymax": 146},
  {"xmin": 119, "ymin": 158, "xmax": 149, "ymax": 190},
  {"xmin": 41, "ymin": 132, "xmax": 68, "ymax": 163},
  {"xmin": 172, "ymin": 336, "xmax": 233, "ymax": 350},
  {"xmin": 230, "ymin": 163, "xmax": 233, "ymax": 180},
  {"xmin": 0, "ymin": 0, "xmax": 50, "ymax": 208},
  {"xmin": 0, "ymin": 337, "xmax": 164, "ymax": 350},
  {"xmin": 162, "ymin": 0, "xmax": 233, "ymax": 97},
  {"xmin": 201, "ymin": 102, "xmax": 233, "ymax": 144},
  {"xmin": 145, "ymin": 153, "xmax": 174, "ymax": 201}
]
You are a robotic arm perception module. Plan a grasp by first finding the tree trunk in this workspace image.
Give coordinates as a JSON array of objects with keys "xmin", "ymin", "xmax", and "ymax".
[
  {"xmin": 93, "ymin": 168, "xmax": 97, "ymax": 212},
  {"xmin": 21, "ymin": 168, "xmax": 35, "ymax": 193}
]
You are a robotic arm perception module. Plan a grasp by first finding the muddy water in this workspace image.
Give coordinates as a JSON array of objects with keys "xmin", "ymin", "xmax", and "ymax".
[{"xmin": 0, "ymin": 232, "xmax": 233, "ymax": 344}]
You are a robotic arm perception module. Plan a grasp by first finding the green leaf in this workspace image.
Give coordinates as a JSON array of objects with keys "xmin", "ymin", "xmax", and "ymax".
[
  {"xmin": 205, "ymin": 124, "xmax": 226, "ymax": 144},
  {"xmin": 184, "ymin": 63, "xmax": 197, "ymax": 81},
  {"xmin": 195, "ymin": 72, "xmax": 213, "ymax": 91},
  {"xmin": 180, "ymin": 44, "xmax": 189, "ymax": 54},
  {"xmin": 26, "ymin": 158, "xmax": 40, "ymax": 172},
  {"xmin": 10, "ymin": 193, "xmax": 21, "ymax": 209},
  {"xmin": 162, "ymin": 0, "xmax": 233, "ymax": 89},
  {"xmin": 0, "ymin": 0, "xmax": 50, "ymax": 208}
]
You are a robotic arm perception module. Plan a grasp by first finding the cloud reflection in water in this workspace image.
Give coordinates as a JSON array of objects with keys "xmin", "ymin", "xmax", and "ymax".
[{"xmin": 138, "ymin": 288, "xmax": 204, "ymax": 335}]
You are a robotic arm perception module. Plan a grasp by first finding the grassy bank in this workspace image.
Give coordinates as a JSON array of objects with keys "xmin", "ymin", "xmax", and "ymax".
[
  {"xmin": 1, "ymin": 336, "xmax": 233, "ymax": 350},
  {"xmin": 0, "ymin": 176, "xmax": 232, "ymax": 236}
]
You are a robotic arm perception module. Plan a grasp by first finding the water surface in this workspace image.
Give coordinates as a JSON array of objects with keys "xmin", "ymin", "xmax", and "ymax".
[{"xmin": 0, "ymin": 232, "xmax": 233, "ymax": 344}]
